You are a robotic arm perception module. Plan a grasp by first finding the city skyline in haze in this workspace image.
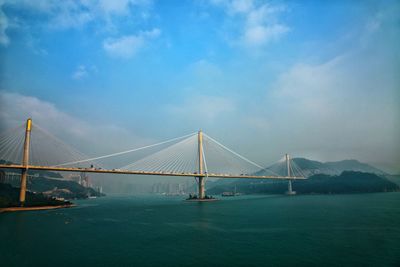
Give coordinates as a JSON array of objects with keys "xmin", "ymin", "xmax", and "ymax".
[{"xmin": 0, "ymin": 0, "xmax": 399, "ymax": 173}]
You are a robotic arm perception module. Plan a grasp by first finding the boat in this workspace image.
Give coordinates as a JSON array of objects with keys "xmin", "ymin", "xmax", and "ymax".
[{"xmin": 221, "ymin": 185, "xmax": 240, "ymax": 197}]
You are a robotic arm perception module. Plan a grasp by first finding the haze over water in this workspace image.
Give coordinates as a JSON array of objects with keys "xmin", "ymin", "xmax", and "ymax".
[{"xmin": 1, "ymin": 193, "xmax": 399, "ymax": 267}]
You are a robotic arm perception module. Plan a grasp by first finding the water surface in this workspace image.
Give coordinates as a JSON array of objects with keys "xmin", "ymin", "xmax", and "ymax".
[{"xmin": 1, "ymin": 193, "xmax": 399, "ymax": 267}]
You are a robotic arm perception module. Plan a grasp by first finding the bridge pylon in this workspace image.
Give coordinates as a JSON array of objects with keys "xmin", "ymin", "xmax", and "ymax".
[
  {"xmin": 197, "ymin": 130, "xmax": 205, "ymax": 199},
  {"xmin": 19, "ymin": 118, "xmax": 32, "ymax": 206},
  {"xmin": 285, "ymin": 153, "xmax": 296, "ymax": 195}
]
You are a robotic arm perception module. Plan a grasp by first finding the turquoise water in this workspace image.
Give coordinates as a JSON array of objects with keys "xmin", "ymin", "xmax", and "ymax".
[{"xmin": 1, "ymin": 193, "xmax": 400, "ymax": 267}]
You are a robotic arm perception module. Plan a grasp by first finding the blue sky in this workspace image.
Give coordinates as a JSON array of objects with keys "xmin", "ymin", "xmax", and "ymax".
[{"xmin": 0, "ymin": 0, "xmax": 399, "ymax": 172}]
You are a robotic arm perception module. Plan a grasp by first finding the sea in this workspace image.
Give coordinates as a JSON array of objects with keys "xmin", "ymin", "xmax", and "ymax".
[{"xmin": 1, "ymin": 193, "xmax": 399, "ymax": 267}]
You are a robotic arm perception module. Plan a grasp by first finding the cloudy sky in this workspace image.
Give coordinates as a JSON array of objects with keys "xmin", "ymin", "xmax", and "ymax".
[{"xmin": 0, "ymin": 0, "xmax": 399, "ymax": 173}]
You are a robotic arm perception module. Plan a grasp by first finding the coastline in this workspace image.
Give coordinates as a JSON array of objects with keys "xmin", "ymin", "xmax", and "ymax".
[
  {"xmin": 0, "ymin": 204, "xmax": 76, "ymax": 213},
  {"xmin": 185, "ymin": 198, "xmax": 219, "ymax": 202}
]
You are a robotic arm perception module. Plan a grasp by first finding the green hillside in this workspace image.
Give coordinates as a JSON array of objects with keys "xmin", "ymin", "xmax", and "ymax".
[
  {"xmin": 208, "ymin": 171, "xmax": 399, "ymax": 195},
  {"xmin": 0, "ymin": 183, "xmax": 69, "ymax": 208}
]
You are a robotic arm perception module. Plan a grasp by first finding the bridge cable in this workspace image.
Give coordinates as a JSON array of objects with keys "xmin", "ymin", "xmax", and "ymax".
[
  {"xmin": 203, "ymin": 133, "xmax": 263, "ymax": 169},
  {"xmin": 201, "ymin": 140, "xmax": 209, "ymax": 177},
  {"xmin": 56, "ymin": 132, "xmax": 197, "ymax": 167},
  {"xmin": 120, "ymin": 134, "xmax": 198, "ymax": 173},
  {"xmin": 31, "ymin": 123, "xmax": 103, "ymax": 168}
]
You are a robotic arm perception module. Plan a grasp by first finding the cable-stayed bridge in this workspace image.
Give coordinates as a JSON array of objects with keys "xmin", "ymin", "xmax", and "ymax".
[{"xmin": 0, "ymin": 119, "xmax": 306, "ymax": 205}]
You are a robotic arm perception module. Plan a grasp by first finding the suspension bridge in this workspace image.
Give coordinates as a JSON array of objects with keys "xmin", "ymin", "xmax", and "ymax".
[{"xmin": 0, "ymin": 119, "xmax": 306, "ymax": 205}]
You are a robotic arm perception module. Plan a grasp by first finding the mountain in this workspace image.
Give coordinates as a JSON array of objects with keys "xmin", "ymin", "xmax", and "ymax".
[
  {"xmin": 0, "ymin": 169, "xmax": 104, "ymax": 199},
  {"xmin": 256, "ymin": 158, "xmax": 386, "ymax": 177},
  {"xmin": 324, "ymin": 160, "xmax": 386, "ymax": 175},
  {"xmin": 289, "ymin": 158, "xmax": 338, "ymax": 176},
  {"xmin": 385, "ymin": 175, "xmax": 400, "ymax": 186},
  {"xmin": 0, "ymin": 159, "xmax": 64, "ymax": 178},
  {"xmin": 0, "ymin": 183, "xmax": 70, "ymax": 208},
  {"xmin": 28, "ymin": 177, "xmax": 104, "ymax": 199},
  {"xmin": 207, "ymin": 171, "xmax": 399, "ymax": 195}
]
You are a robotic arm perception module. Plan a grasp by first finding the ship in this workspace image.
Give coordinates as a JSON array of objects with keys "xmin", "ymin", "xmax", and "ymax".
[{"xmin": 221, "ymin": 185, "xmax": 240, "ymax": 197}]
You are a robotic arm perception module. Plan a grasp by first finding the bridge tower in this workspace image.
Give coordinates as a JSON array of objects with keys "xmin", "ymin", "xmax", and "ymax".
[
  {"xmin": 19, "ymin": 118, "xmax": 32, "ymax": 206},
  {"xmin": 286, "ymin": 153, "xmax": 296, "ymax": 195},
  {"xmin": 197, "ymin": 130, "xmax": 205, "ymax": 199}
]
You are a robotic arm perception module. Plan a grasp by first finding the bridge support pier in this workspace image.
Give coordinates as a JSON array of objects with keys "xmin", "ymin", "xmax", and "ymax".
[
  {"xmin": 19, "ymin": 169, "xmax": 28, "ymax": 205},
  {"xmin": 198, "ymin": 176, "xmax": 205, "ymax": 199},
  {"xmin": 287, "ymin": 179, "xmax": 293, "ymax": 194},
  {"xmin": 19, "ymin": 118, "xmax": 32, "ymax": 206}
]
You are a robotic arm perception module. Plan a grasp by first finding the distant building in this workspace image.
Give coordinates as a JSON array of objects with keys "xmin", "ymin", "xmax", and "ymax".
[
  {"xmin": 68, "ymin": 174, "xmax": 82, "ymax": 184},
  {"xmin": 151, "ymin": 181, "xmax": 194, "ymax": 195},
  {"xmin": 3, "ymin": 171, "xmax": 38, "ymax": 184},
  {"xmin": 67, "ymin": 172, "xmax": 91, "ymax": 187},
  {"xmin": 81, "ymin": 172, "xmax": 90, "ymax": 187}
]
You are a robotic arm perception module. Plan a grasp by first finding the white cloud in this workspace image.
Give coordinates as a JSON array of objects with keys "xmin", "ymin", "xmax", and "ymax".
[
  {"xmin": 0, "ymin": 0, "xmax": 155, "ymax": 44},
  {"xmin": 71, "ymin": 64, "xmax": 98, "ymax": 80},
  {"xmin": 209, "ymin": 0, "xmax": 289, "ymax": 47},
  {"xmin": 229, "ymin": 0, "xmax": 253, "ymax": 14},
  {"xmin": 103, "ymin": 28, "xmax": 160, "ymax": 58},
  {"xmin": 97, "ymin": 0, "xmax": 151, "ymax": 16},
  {"xmin": 365, "ymin": 14, "xmax": 382, "ymax": 33},
  {"xmin": 98, "ymin": 0, "xmax": 133, "ymax": 15},
  {"xmin": 3, "ymin": 0, "xmax": 95, "ymax": 29},
  {"xmin": 0, "ymin": 3, "xmax": 9, "ymax": 45},
  {"xmin": 243, "ymin": 24, "xmax": 289, "ymax": 46},
  {"xmin": 233, "ymin": 4, "xmax": 400, "ymax": 171},
  {"xmin": 190, "ymin": 59, "xmax": 222, "ymax": 79},
  {"xmin": 0, "ymin": 91, "xmax": 92, "ymax": 138},
  {"xmin": 209, "ymin": 0, "xmax": 253, "ymax": 14},
  {"xmin": 0, "ymin": 91, "xmax": 153, "ymax": 158},
  {"xmin": 3, "ymin": 0, "xmax": 151, "ymax": 26},
  {"xmin": 50, "ymin": 10, "xmax": 94, "ymax": 29},
  {"xmin": 26, "ymin": 34, "xmax": 48, "ymax": 55},
  {"xmin": 142, "ymin": 27, "xmax": 160, "ymax": 38},
  {"xmin": 262, "ymin": 50, "xmax": 400, "ymax": 169},
  {"xmin": 72, "ymin": 65, "xmax": 88, "ymax": 80},
  {"xmin": 168, "ymin": 95, "xmax": 235, "ymax": 123}
]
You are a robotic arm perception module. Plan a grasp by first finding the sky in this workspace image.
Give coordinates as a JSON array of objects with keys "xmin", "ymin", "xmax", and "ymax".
[{"xmin": 0, "ymin": 0, "xmax": 399, "ymax": 173}]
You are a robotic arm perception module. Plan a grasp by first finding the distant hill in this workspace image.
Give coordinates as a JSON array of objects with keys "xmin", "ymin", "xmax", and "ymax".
[
  {"xmin": 324, "ymin": 160, "xmax": 386, "ymax": 175},
  {"xmin": 0, "ymin": 169, "xmax": 104, "ymax": 199},
  {"xmin": 0, "ymin": 159, "xmax": 64, "ymax": 178},
  {"xmin": 256, "ymin": 158, "xmax": 386, "ymax": 177},
  {"xmin": 28, "ymin": 177, "xmax": 104, "ymax": 199},
  {"xmin": 385, "ymin": 175, "xmax": 400, "ymax": 186},
  {"xmin": 207, "ymin": 171, "xmax": 399, "ymax": 195},
  {"xmin": 0, "ymin": 183, "xmax": 70, "ymax": 208}
]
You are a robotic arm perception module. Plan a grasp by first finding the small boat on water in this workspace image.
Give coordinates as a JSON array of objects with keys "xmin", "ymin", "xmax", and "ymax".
[{"xmin": 221, "ymin": 185, "xmax": 240, "ymax": 197}]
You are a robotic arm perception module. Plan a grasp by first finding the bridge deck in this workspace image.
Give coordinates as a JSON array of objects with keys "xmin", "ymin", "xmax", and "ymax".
[{"xmin": 0, "ymin": 164, "xmax": 305, "ymax": 180}]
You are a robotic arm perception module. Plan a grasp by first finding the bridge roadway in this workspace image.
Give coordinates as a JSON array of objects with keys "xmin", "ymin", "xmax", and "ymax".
[{"xmin": 0, "ymin": 164, "xmax": 305, "ymax": 180}]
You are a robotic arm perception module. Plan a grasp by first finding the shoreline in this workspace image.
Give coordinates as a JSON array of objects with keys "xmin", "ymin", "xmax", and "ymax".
[
  {"xmin": 0, "ymin": 204, "xmax": 76, "ymax": 213},
  {"xmin": 185, "ymin": 198, "xmax": 219, "ymax": 202}
]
